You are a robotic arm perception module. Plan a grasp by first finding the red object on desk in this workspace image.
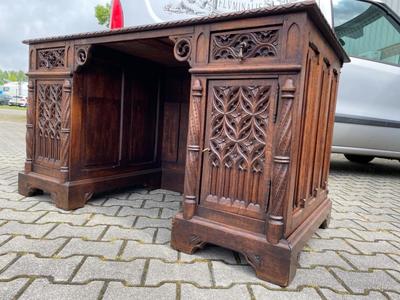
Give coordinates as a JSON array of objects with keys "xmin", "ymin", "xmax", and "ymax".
[{"xmin": 110, "ymin": 0, "xmax": 124, "ymax": 29}]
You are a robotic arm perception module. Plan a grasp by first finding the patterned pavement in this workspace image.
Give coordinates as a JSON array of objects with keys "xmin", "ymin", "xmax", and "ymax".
[{"xmin": 0, "ymin": 109, "xmax": 399, "ymax": 299}]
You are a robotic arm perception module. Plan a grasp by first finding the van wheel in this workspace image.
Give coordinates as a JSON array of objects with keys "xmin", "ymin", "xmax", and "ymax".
[{"xmin": 344, "ymin": 154, "xmax": 374, "ymax": 164}]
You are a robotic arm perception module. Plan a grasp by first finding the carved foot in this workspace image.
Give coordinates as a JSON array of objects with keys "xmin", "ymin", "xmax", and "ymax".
[
  {"xmin": 319, "ymin": 213, "xmax": 331, "ymax": 229},
  {"xmin": 170, "ymin": 212, "xmax": 300, "ymax": 286},
  {"xmin": 171, "ymin": 234, "xmax": 206, "ymax": 254},
  {"xmin": 18, "ymin": 176, "xmax": 43, "ymax": 197},
  {"xmin": 245, "ymin": 250, "xmax": 297, "ymax": 287},
  {"xmin": 170, "ymin": 217, "xmax": 206, "ymax": 254},
  {"xmin": 53, "ymin": 190, "xmax": 94, "ymax": 211},
  {"xmin": 18, "ymin": 185, "xmax": 43, "ymax": 197}
]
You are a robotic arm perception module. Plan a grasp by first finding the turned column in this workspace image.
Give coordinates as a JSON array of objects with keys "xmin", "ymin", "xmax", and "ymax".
[
  {"xmin": 171, "ymin": 35, "xmax": 200, "ymax": 220},
  {"xmin": 183, "ymin": 79, "xmax": 203, "ymax": 220},
  {"xmin": 267, "ymin": 78, "xmax": 296, "ymax": 244},
  {"xmin": 25, "ymin": 80, "xmax": 35, "ymax": 173},
  {"xmin": 60, "ymin": 79, "xmax": 72, "ymax": 181}
]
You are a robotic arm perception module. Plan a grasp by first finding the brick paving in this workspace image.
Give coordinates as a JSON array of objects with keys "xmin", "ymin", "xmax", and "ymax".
[{"xmin": 0, "ymin": 110, "xmax": 399, "ymax": 299}]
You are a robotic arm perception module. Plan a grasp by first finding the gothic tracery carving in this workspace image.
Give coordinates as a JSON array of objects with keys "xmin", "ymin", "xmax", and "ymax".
[
  {"xmin": 211, "ymin": 29, "xmax": 279, "ymax": 60},
  {"xmin": 205, "ymin": 84, "xmax": 272, "ymax": 213},
  {"xmin": 37, "ymin": 83, "xmax": 63, "ymax": 161},
  {"xmin": 210, "ymin": 85, "xmax": 270, "ymax": 174},
  {"xmin": 38, "ymin": 48, "xmax": 65, "ymax": 69}
]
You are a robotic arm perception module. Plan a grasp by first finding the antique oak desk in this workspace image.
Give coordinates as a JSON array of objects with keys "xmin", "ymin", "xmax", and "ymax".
[{"xmin": 19, "ymin": 1, "xmax": 349, "ymax": 286}]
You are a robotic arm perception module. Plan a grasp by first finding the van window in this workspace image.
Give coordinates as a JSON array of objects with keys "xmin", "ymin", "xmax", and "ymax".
[{"xmin": 333, "ymin": 0, "xmax": 400, "ymax": 65}]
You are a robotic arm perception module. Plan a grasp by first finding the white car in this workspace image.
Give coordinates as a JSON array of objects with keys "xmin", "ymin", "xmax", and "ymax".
[
  {"xmin": 18, "ymin": 97, "xmax": 27, "ymax": 107},
  {"xmin": 330, "ymin": 0, "xmax": 400, "ymax": 163},
  {"xmin": 8, "ymin": 96, "xmax": 27, "ymax": 107}
]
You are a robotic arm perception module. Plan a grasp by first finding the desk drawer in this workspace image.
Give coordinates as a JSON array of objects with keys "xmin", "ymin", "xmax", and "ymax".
[{"xmin": 210, "ymin": 27, "xmax": 281, "ymax": 63}]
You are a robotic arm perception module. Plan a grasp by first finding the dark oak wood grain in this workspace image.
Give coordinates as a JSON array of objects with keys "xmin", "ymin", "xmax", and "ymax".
[{"xmin": 19, "ymin": 1, "xmax": 349, "ymax": 287}]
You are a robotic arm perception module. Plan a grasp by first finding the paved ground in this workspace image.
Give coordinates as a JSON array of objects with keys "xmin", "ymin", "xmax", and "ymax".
[
  {"xmin": 0, "ymin": 107, "xmax": 27, "ymax": 123},
  {"xmin": 0, "ymin": 109, "xmax": 399, "ymax": 299}
]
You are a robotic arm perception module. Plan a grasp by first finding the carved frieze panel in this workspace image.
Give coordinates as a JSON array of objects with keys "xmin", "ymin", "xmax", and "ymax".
[
  {"xmin": 202, "ymin": 81, "xmax": 275, "ymax": 217},
  {"xmin": 37, "ymin": 48, "xmax": 65, "ymax": 69},
  {"xmin": 211, "ymin": 28, "xmax": 279, "ymax": 61},
  {"xmin": 36, "ymin": 83, "xmax": 63, "ymax": 161}
]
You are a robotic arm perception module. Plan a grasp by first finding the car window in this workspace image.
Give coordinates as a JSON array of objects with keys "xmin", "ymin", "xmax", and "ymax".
[{"xmin": 333, "ymin": 0, "xmax": 400, "ymax": 65}]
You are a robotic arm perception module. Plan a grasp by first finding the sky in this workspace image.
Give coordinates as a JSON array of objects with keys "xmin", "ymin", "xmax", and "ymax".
[
  {"xmin": 332, "ymin": 0, "xmax": 370, "ymax": 27},
  {"xmin": 0, "ymin": 0, "xmax": 154, "ymax": 71}
]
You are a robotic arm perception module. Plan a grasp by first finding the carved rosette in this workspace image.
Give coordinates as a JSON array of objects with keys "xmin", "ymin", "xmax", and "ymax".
[
  {"xmin": 183, "ymin": 79, "xmax": 203, "ymax": 220},
  {"xmin": 25, "ymin": 80, "xmax": 35, "ymax": 173},
  {"xmin": 74, "ymin": 45, "xmax": 91, "ymax": 71},
  {"xmin": 173, "ymin": 37, "xmax": 192, "ymax": 63},
  {"xmin": 267, "ymin": 78, "xmax": 296, "ymax": 244},
  {"xmin": 60, "ymin": 79, "xmax": 72, "ymax": 180}
]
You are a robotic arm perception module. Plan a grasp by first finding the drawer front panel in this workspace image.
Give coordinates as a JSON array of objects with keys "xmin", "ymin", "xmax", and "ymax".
[
  {"xmin": 210, "ymin": 27, "xmax": 280, "ymax": 63},
  {"xmin": 200, "ymin": 79, "xmax": 277, "ymax": 219}
]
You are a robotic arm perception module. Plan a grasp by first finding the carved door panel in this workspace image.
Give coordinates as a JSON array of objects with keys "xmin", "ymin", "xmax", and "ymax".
[
  {"xmin": 200, "ymin": 79, "xmax": 277, "ymax": 219},
  {"xmin": 34, "ymin": 81, "xmax": 64, "ymax": 169}
]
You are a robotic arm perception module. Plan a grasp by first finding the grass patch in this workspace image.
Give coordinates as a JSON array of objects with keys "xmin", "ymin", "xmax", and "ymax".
[
  {"xmin": 0, "ymin": 115, "xmax": 26, "ymax": 122},
  {"xmin": 0, "ymin": 105, "xmax": 26, "ymax": 122},
  {"xmin": 0, "ymin": 105, "xmax": 27, "ymax": 110}
]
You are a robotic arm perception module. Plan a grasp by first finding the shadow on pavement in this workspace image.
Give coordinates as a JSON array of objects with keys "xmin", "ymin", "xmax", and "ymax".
[{"xmin": 330, "ymin": 154, "xmax": 400, "ymax": 177}]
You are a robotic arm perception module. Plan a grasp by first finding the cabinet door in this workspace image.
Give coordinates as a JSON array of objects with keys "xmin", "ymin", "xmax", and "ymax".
[
  {"xmin": 200, "ymin": 79, "xmax": 277, "ymax": 219},
  {"xmin": 34, "ymin": 80, "xmax": 64, "ymax": 175}
]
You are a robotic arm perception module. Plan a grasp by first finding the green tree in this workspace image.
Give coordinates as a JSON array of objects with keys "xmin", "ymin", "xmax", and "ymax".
[
  {"xmin": 0, "ymin": 70, "xmax": 4, "ymax": 85},
  {"xmin": 8, "ymin": 71, "xmax": 18, "ymax": 82},
  {"xmin": 0, "ymin": 69, "xmax": 27, "ymax": 85},
  {"xmin": 16, "ymin": 71, "xmax": 27, "ymax": 82},
  {"xmin": 95, "ymin": 3, "xmax": 111, "ymax": 28}
]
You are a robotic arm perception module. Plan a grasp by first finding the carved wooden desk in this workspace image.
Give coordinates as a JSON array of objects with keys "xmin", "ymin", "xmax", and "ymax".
[{"xmin": 19, "ymin": 1, "xmax": 349, "ymax": 286}]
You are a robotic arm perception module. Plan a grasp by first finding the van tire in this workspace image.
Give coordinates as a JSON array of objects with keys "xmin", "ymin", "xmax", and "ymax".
[{"xmin": 344, "ymin": 154, "xmax": 374, "ymax": 164}]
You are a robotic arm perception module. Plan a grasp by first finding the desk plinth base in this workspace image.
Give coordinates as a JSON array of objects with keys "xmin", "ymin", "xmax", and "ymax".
[
  {"xmin": 171, "ymin": 199, "xmax": 331, "ymax": 287},
  {"xmin": 18, "ymin": 170, "xmax": 161, "ymax": 210}
]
